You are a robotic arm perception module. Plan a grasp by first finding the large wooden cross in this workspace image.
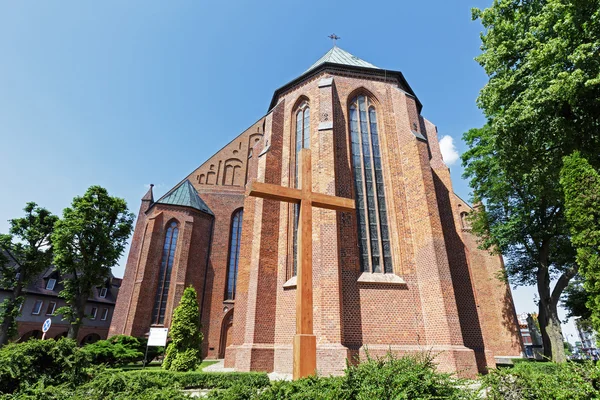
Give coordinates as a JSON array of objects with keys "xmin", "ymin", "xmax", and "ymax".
[{"xmin": 247, "ymin": 148, "xmax": 355, "ymax": 379}]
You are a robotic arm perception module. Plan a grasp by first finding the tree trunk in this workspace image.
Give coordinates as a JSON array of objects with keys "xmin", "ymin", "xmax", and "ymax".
[
  {"xmin": 538, "ymin": 297, "xmax": 566, "ymax": 362},
  {"xmin": 66, "ymin": 296, "xmax": 86, "ymax": 341},
  {"xmin": 536, "ymin": 241, "xmax": 567, "ymax": 362},
  {"xmin": 0, "ymin": 284, "xmax": 23, "ymax": 346}
]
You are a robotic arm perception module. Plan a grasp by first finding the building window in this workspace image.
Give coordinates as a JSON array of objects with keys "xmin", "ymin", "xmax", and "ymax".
[
  {"xmin": 32, "ymin": 300, "xmax": 43, "ymax": 315},
  {"xmin": 292, "ymin": 102, "xmax": 310, "ymax": 277},
  {"xmin": 99, "ymin": 287, "xmax": 107, "ymax": 298},
  {"xmin": 460, "ymin": 212, "xmax": 470, "ymax": 230},
  {"xmin": 46, "ymin": 278, "xmax": 56, "ymax": 291},
  {"xmin": 90, "ymin": 307, "xmax": 98, "ymax": 320},
  {"xmin": 46, "ymin": 301, "xmax": 56, "ymax": 315},
  {"xmin": 226, "ymin": 209, "xmax": 243, "ymax": 300},
  {"xmin": 152, "ymin": 221, "xmax": 179, "ymax": 325},
  {"xmin": 349, "ymin": 95, "xmax": 392, "ymax": 273},
  {"xmin": 100, "ymin": 308, "xmax": 109, "ymax": 321}
]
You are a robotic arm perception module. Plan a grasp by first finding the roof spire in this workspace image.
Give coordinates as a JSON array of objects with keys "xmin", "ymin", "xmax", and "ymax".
[
  {"xmin": 142, "ymin": 184, "xmax": 154, "ymax": 202},
  {"xmin": 328, "ymin": 33, "xmax": 341, "ymax": 47}
]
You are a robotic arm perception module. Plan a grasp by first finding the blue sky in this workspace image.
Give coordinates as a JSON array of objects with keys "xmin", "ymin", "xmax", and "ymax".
[{"xmin": 0, "ymin": 1, "xmax": 578, "ymax": 341}]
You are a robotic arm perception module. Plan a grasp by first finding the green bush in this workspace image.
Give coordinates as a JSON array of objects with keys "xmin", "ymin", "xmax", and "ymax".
[
  {"xmin": 1, "ymin": 380, "xmax": 191, "ymax": 400},
  {"xmin": 127, "ymin": 369, "xmax": 270, "ymax": 389},
  {"xmin": 481, "ymin": 360, "xmax": 600, "ymax": 399},
  {"xmin": 80, "ymin": 335, "xmax": 144, "ymax": 367},
  {"xmin": 207, "ymin": 352, "xmax": 475, "ymax": 400},
  {"xmin": 344, "ymin": 351, "xmax": 473, "ymax": 400},
  {"xmin": 0, "ymin": 338, "xmax": 90, "ymax": 394},
  {"xmin": 163, "ymin": 286, "xmax": 203, "ymax": 372}
]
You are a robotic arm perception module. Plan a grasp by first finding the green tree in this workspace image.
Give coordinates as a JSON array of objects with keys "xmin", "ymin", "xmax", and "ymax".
[
  {"xmin": 465, "ymin": 0, "xmax": 600, "ymax": 362},
  {"xmin": 163, "ymin": 286, "xmax": 203, "ymax": 372},
  {"xmin": 560, "ymin": 152, "xmax": 600, "ymax": 331},
  {"xmin": 562, "ymin": 277, "xmax": 592, "ymax": 323},
  {"xmin": 52, "ymin": 186, "xmax": 134, "ymax": 340},
  {"xmin": 0, "ymin": 203, "xmax": 57, "ymax": 345}
]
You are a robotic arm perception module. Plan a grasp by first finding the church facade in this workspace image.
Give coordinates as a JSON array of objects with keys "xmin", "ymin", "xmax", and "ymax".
[{"xmin": 109, "ymin": 47, "xmax": 523, "ymax": 377}]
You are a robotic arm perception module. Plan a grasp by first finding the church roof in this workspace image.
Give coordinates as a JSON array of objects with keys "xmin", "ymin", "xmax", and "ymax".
[
  {"xmin": 155, "ymin": 180, "xmax": 213, "ymax": 215},
  {"xmin": 269, "ymin": 46, "xmax": 422, "ymax": 113},
  {"xmin": 304, "ymin": 46, "xmax": 379, "ymax": 73}
]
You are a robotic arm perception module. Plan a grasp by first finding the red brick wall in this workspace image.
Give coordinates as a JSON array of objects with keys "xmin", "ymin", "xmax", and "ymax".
[{"xmin": 109, "ymin": 203, "xmax": 212, "ymax": 340}]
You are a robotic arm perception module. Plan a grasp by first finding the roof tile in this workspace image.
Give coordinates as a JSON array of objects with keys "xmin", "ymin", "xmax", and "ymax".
[
  {"xmin": 155, "ymin": 180, "xmax": 213, "ymax": 215},
  {"xmin": 305, "ymin": 46, "xmax": 379, "ymax": 73}
]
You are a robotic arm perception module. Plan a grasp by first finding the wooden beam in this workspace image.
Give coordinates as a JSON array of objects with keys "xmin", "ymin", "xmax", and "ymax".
[
  {"xmin": 247, "ymin": 181, "xmax": 302, "ymax": 204},
  {"xmin": 311, "ymin": 192, "xmax": 355, "ymax": 212}
]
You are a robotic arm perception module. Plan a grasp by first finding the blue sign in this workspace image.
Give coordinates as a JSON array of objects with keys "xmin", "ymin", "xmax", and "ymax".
[{"xmin": 42, "ymin": 318, "xmax": 52, "ymax": 333}]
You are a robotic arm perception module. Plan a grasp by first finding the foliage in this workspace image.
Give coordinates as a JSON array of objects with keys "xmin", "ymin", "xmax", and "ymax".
[
  {"xmin": 124, "ymin": 370, "xmax": 270, "ymax": 389},
  {"xmin": 0, "ymin": 203, "xmax": 57, "ymax": 345},
  {"xmin": 0, "ymin": 338, "xmax": 90, "ymax": 395},
  {"xmin": 464, "ymin": 0, "xmax": 600, "ymax": 361},
  {"xmin": 1, "ymin": 378, "xmax": 191, "ymax": 400},
  {"xmin": 561, "ymin": 152, "xmax": 600, "ymax": 332},
  {"xmin": 163, "ymin": 286, "xmax": 203, "ymax": 371},
  {"xmin": 562, "ymin": 277, "xmax": 592, "ymax": 322},
  {"xmin": 481, "ymin": 360, "xmax": 600, "ymax": 399},
  {"xmin": 0, "ymin": 339, "xmax": 267, "ymax": 398},
  {"xmin": 343, "ymin": 351, "xmax": 473, "ymax": 400},
  {"xmin": 207, "ymin": 352, "xmax": 476, "ymax": 400},
  {"xmin": 52, "ymin": 186, "xmax": 134, "ymax": 339},
  {"xmin": 80, "ymin": 335, "xmax": 144, "ymax": 367}
]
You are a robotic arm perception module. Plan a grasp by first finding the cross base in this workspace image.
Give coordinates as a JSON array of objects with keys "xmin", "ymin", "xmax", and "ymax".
[{"xmin": 293, "ymin": 334, "xmax": 317, "ymax": 379}]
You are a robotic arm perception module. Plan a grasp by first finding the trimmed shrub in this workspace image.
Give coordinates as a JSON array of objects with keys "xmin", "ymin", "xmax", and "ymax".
[
  {"xmin": 163, "ymin": 286, "xmax": 203, "ymax": 371},
  {"xmin": 0, "ymin": 338, "xmax": 90, "ymax": 394},
  {"xmin": 481, "ymin": 360, "xmax": 600, "ymax": 399},
  {"xmin": 127, "ymin": 369, "xmax": 271, "ymax": 389},
  {"xmin": 1, "ymin": 381, "xmax": 191, "ymax": 400},
  {"xmin": 80, "ymin": 335, "xmax": 144, "ymax": 367}
]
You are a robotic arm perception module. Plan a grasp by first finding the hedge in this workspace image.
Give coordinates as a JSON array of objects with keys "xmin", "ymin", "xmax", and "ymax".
[{"xmin": 125, "ymin": 369, "xmax": 271, "ymax": 389}]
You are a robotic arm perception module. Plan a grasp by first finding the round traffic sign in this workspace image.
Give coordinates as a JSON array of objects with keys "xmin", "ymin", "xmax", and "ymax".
[{"xmin": 42, "ymin": 318, "xmax": 52, "ymax": 333}]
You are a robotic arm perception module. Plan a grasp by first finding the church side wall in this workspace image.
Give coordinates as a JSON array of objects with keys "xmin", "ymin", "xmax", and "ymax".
[
  {"xmin": 109, "ymin": 204, "xmax": 212, "ymax": 340},
  {"xmin": 454, "ymin": 196, "xmax": 524, "ymax": 359},
  {"xmin": 196, "ymin": 190, "xmax": 244, "ymax": 359},
  {"xmin": 227, "ymin": 70, "xmax": 479, "ymax": 377},
  {"xmin": 109, "ymin": 198, "xmax": 151, "ymax": 337}
]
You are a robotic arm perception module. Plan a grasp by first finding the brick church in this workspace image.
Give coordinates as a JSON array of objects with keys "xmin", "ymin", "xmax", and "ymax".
[{"xmin": 109, "ymin": 46, "xmax": 523, "ymax": 376}]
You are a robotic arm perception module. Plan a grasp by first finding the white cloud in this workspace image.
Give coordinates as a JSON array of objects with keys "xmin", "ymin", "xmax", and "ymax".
[{"xmin": 439, "ymin": 135, "xmax": 460, "ymax": 166}]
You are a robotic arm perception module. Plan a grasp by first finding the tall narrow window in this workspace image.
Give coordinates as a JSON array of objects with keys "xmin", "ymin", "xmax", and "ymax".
[
  {"xmin": 226, "ymin": 209, "xmax": 243, "ymax": 300},
  {"xmin": 349, "ymin": 95, "xmax": 392, "ymax": 273},
  {"xmin": 293, "ymin": 102, "xmax": 310, "ymax": 276},
  {"xmin": 152, "ymin": 221, "xmax": 179, "ymax": 325}
]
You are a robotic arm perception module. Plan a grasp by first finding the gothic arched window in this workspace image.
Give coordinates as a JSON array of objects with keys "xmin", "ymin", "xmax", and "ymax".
[
  {"xmin": 152, "ymin": 221, "xmax": 179, "ymax": 325},
  {"xmin": 349, "ymin": 95, "xmax": 392, "ymax": 273},
  {"xmin": 226, "ymin": 209, "xmax": 243, "ymax": 300},
  {"xmin": 293, "ymin": 102, "xmax": 310, "ymax": 277}
]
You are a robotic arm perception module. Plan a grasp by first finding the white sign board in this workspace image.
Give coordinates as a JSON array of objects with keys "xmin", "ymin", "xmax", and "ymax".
[
  {"xmin": 147, "ymin": 327, "xmax": 169, "ymax": 347},
  {"xmin": 42, "ymin": 318, "xmax": 52, "ymax": 333}
]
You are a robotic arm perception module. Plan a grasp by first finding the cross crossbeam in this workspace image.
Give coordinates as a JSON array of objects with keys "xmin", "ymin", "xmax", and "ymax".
[{"xmin": 246, "ymin": 148, "xmax": 355, "ymax": 379}]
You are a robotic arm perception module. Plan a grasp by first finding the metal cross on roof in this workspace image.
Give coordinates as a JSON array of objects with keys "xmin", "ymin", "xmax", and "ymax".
[{"xmin": 328, "ymin": 34, "xmax": 341, "ymax": 46}]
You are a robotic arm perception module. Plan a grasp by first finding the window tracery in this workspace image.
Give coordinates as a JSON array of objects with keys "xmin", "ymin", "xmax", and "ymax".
[{"xmin": 349, "ymin": 95, "xmax": 392, "ymax": 273}]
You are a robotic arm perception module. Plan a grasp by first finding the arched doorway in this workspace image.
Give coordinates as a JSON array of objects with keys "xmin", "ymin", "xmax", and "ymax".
[
  {"xmin": 80, "ymin": 333, "xmax": 101, "ymax": 345},
  {"xmin": 218, "ymin": 309, "xmax": 234, "ymax": 359},
  {"xmin": 54, "ymin": 332, "xmax": 68, "ymax": 340},
  {"xmin": 19, "ymin": 330, "xmax": 43, "ymax": 342}
]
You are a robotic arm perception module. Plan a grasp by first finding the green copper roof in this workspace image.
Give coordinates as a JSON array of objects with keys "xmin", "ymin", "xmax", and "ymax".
[
  {"xmin": 156, "ymin": 180, "xmax": 213, "ymax": 215},
  {"xmin": 305, "ymin": 46, "xmax": 379, "ymax": 73}
]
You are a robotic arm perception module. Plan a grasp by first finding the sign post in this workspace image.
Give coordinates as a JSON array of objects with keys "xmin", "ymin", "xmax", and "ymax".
[
  {"xmin": 41, "ymin": 318, "xmax": 52, "ymax": 340},
  {"xmin": 145, "ymin": 327, "xmax": 168, "ymax": 368}
]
